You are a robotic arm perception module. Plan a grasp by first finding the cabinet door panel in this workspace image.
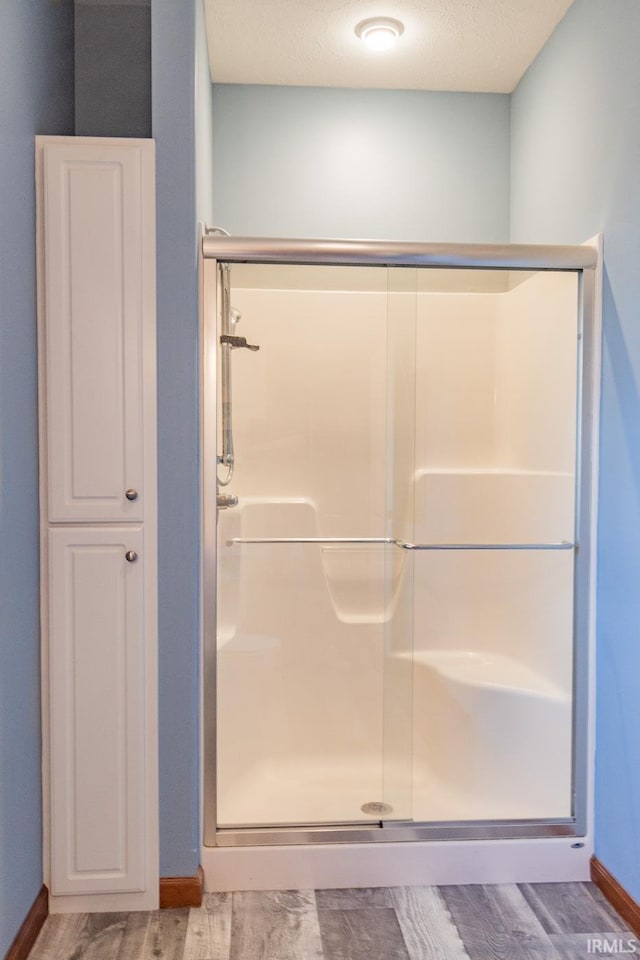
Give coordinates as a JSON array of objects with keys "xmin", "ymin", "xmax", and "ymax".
[
  {"xmin": 43, "ymin": 142, "xmax": 153, "ymax": 521},
  {"xmin": 48, "ymin": 526, "xmax": 147, "ymax": 895}
]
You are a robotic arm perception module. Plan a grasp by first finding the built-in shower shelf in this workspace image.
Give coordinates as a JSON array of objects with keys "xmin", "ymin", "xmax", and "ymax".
[
  {"xmin": 412, "ymin": 469, "xmax": 575, "ymax": 545},
  {"xmin": 412, "ymin": 650, "xmax": 568, "ymax": 701}
]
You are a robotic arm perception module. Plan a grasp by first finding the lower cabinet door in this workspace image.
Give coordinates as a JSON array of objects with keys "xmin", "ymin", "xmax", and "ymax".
[{"xmin": 48, "ymin": 526, "xmax": 147, "ymax": 895}]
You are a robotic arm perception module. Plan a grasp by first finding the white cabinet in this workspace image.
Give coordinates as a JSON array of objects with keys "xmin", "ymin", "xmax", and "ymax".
[
  {"xmin": 41, "ymin": 142, "xmax": 153, "ymax": 522},
  {"xmin": 48, "ymin": 527, "xmax": 147, "ymax": 895},
  {"xmin": 37, "ymin": 137, "xmax": 158, "ymax": 912}
]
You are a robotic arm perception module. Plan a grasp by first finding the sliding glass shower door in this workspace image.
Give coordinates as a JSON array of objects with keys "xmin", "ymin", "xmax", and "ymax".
[
  {"xmin": 206, "ymin": 248, "xmax": 588, "ymax": 842},
  {"xmin": 214, "ymin": 264, "xmax": 415, "ymax": 829},
  {"xmin": 405, "ymin": 267, "xmax": 578, "ymax": 823}
]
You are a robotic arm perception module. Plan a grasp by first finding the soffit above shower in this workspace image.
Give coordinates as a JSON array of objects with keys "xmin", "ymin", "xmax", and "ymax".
[{"xmin": 204, "ymin": 0, "xmax": 574, "ymax": 93}]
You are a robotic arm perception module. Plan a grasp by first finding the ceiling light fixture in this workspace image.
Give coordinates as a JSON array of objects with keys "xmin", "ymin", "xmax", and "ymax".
[{"xmin": 355, "ymin": 17, "xmax": 404, "ymax": 52}]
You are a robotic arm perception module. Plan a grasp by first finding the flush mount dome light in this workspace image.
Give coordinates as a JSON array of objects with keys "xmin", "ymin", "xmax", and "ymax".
[{"xmin": 355, "ymin": 17, "xmax": 404, "ymax": 51}]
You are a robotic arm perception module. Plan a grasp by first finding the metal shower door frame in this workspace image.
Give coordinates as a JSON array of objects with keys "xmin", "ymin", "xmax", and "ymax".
[{"xmin": 200, "ymin": 236, "xmax": 600, "ymax": 849}]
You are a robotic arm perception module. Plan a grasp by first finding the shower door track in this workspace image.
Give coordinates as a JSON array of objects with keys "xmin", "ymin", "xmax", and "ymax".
[
  {"xmin": 201, "ymin": 235, "xmax": 598, "ymax": 271},
  {"xmin": 201, "ymin": 234, "xmax": 600, "ymax": 851},
  {"xmin": 214, "ymin": 818, "xmax": 579, "ymax": 848}
]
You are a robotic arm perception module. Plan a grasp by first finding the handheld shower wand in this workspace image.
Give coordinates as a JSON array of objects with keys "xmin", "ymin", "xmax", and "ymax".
[
  {"xmin": 216, "ymin": 265, "xmax": 260, "ymax": 495},
  {"xmin": 217, "ymin": 265, "xmax": 235, "ymax": 487}
]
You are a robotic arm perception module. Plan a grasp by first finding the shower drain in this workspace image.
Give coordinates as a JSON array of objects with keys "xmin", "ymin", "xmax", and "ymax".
[{"xmin": 360, "ymin": 801, "xmax": 394, "ymax": 816}]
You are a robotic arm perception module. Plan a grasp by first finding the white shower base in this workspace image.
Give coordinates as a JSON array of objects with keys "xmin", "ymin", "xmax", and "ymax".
[
  {"xmin": 217, "ymin": 647, "xmax": 572, "ymax": 827},
  {"xmin": 217, "ymin": 755, "xmax": 388, "ymax": 828},
  {"xmin": 201, "ymin": 837, "xmax": 592, "ymax": 893},
  {"xmin": 217, "ymin": 650, "xmax": 571, "ymax": 827},
  {"xmin": 217, "ymin": 758, "xmax": 569, "ymax": 829}
]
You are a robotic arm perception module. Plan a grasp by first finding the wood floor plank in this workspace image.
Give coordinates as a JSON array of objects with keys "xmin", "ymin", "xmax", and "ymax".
[
  {"xmin": 183, "ymin": 893, "xmax": 232, "ymax": 960},
  {"xmin": 519, "ymin": 883, "xmax": 628, "ymax": 935},
  {"xmin": 549, "ymin": 932, "xmax": 638, "ymax": 959},
  {"xmin": 229, "ymin": 890, "xmax": 323, "ymax": 960},
  {"xmin": 27, "ymin": 914, "xmax": 88, "ymax": 960},
  {"xmin": 39, "ymin": 913, "xmax": 129, "ymax": 960},
  {"xmin": 584, "ymin": 882, "xmax": 633, "ymax": 931},
  {"xmin": 318, "ymin": 907, "xmax": 409, "ymax": 960},
  {"xmin": 315, "ymin": 889, "xmax": 395, "ymax": 910},
  {"xmin": 141, "ymin": 909, "xmax": 190, "ymax": 960},
  {"xmin": 440, "ymin": 884, "xmax": 558, "ymax": 960},
  {"xmin": 113, "ymin": 912, "xmax": 153, "ymax": 960},
  {"xmin": 392, "ymin": 886, "xmax": 471, "ymax": 960}
]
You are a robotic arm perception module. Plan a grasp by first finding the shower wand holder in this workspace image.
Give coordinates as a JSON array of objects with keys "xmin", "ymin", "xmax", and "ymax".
[
  {"xmin": 217, "ymin": 493, "xmax": 238, "ymax": 510},
  {"xmin": 220, "ymin": 334, "xmax": 260, "ymax": 351}
]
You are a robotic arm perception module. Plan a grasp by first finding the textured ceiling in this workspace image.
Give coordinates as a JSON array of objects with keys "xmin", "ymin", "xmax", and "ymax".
[{"xmin": 204, "ymin": 0, "xmax": 574, "ymax": 93}]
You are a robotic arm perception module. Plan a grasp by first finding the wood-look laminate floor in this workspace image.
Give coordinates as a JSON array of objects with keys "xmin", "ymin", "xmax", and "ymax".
[{"xmin": 29, "ymin": 883, "xmax": 633, "ymax": 960}]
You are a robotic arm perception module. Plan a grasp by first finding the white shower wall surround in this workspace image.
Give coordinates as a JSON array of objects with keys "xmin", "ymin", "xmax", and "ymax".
[{"xmin": 202, "ymin": 240, "xmax": 601, "ymax": 891}]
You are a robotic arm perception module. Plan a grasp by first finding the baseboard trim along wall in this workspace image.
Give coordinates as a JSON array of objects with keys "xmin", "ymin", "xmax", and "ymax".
[
  {"xmin": 591, "ymin": 856, "xmax": 640, "ymax": 936},
  {"xmin": 3, "ymin": 886, "xmax": 48, "ymax": 960},
  {"xmin": 159, "ymin": 866, "xmax": 204, "ymax": 909}
]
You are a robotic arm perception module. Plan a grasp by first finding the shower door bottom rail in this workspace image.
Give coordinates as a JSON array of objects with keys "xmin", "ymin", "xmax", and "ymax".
[
  {"xmin": 212, "ymin": 817, "xmax": 579, "ymax": 848},
  {"xmin": 226, "ymin": 536, "xmax": 576, "ymax": 551}
]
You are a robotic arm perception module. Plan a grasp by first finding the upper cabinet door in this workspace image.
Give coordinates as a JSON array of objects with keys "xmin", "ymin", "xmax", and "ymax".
[{"xmin": 42, "ymin": 141, "xmax": 155, "ymax": 522}]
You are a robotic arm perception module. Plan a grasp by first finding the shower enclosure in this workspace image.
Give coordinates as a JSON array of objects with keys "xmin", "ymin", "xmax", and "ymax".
[{"xmin": 201, "ymin": 237, "xmax": 599, "ymax": 854}]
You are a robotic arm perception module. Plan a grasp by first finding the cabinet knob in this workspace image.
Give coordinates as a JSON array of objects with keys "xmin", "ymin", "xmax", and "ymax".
[
  {"xmin": 125, "ymin": 550, "xmax": 138, "ymax": 563},
  {"xmin": 125, "ymin": 489, "xmax": 138, "ymax": 501}
]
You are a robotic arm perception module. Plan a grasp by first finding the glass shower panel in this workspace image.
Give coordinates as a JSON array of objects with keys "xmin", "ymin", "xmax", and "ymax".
[
  {"xmin": 380, "ymin": 268, "xmax": 417, "ymax": 821},
  {"xmin": 410, "ymin": 267, "xmax": 579, "ymax": 823},
  {"xmin": 214, "ymin": 259, "xmax": 580, "ymax": 834},
  {"xmin": 215, "ymin": 263, "xmax": 414, "ymax": 829},
  {"xmin": 217, "ymin": 539, "xmax": 390, "ymax": 826}
]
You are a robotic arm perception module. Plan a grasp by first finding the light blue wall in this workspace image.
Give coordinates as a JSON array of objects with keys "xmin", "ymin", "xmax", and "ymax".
[
  {"xmin": 511, "ymin": 0, "xmax": 640, "ymax": 898},
  {"xmin": 212, "ymin": 85, "xmax": 510, "ymax": 241},
  {"xmin": 152, "ymin": 0, "xmax": 207, "ymax": 876},
  {"xmin": 196, "ymin": 0, "xmax": 214, "ymax": 225},
  {"xmin": 0, "ymin": 1, "xmax": 74, "ymax": 952}
]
